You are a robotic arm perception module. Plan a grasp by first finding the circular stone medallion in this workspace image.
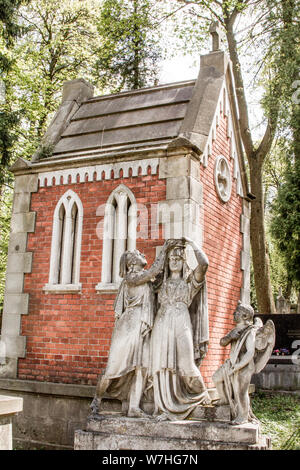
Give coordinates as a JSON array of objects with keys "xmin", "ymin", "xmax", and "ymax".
[{"xmin": 214, "ymin": 155, "xmax": 232, "ymax": 203}]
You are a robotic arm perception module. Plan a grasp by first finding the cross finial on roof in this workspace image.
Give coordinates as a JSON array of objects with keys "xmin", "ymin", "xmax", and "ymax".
[{"xmin": 209, "ymin": 20, "xmax": 224, "ymax": 52}]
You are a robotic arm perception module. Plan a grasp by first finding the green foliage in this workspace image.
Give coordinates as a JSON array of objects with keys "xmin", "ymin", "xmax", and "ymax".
[
  {"xmin": 37, "ymin": 143, "xmax": 54, "ymax": 160},
  {"xmin": 257, "ymin": 0, "xmax": 300, "ymax": 301},
  {"xmin": 9, "ymin": 0, "xmax": 100, "ymax": 159},
  {"xmin": 252, "ymin": 392, "xmax": 300, "ymax": 450},
  {"xmin": 95, "ymin": 0, "xmax": 162, "ymax": 92},
  {"xmin": 0, "ymin": 0, "xmax": 25, "ymax": 43},
  {"xmin": 270, "ymin": 158, "xmax": 300, "ymax": 293},
  {"xmin": 0, "ymin": 183, "xmax": 13, "ymax": 308},
  {"xmin": 0, "ymin": 1, "xmax": 27, "ymax": 183}
]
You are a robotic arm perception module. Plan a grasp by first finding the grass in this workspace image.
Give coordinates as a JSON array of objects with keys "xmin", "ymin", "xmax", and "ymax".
[{"xmin": 251, "ymin": 391, "xmax": 300, "ymax": 450}]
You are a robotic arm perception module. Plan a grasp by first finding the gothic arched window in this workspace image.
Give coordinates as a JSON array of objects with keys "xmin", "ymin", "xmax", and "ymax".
[
  {"xmin": 44, "ymin": 190, "xmax": 83, "ymax": 293},
  {"xmin": 97, "ymin": 185, "xmax": 137, "ymax": 291}
]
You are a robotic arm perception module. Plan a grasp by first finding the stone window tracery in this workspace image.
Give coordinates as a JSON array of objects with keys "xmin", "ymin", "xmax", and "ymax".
[
  {"xmin": 44, "ymin": 190, "xmax": 83, "ymax": 293},
  {"xmin": 97, "ymin": 185, "xmax": 137, "ymax": 292}
]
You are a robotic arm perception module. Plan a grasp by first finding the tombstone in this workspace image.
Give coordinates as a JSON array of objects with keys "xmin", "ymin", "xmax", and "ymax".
[{"xmin": 276, "ymin": 287, "xmax": 290, "ymax": 314}]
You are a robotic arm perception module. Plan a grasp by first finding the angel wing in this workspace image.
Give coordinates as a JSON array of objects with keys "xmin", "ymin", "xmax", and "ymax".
[{"xmin": 254, "ymin": 319, "xmax": 276, "ymax": 374}]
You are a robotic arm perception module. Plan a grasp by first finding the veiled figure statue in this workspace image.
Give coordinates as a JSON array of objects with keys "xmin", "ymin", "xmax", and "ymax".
[
  {"xmin": 151, "ymin": 237, "xmax": 211, "ymax": 421},
  {"xmin": 91, "ymin": 239, "xmax": 179, "ymax": 418},
  {"xmin": 212, "ymin": 301, "xmax": 275, "ymax": 425}
]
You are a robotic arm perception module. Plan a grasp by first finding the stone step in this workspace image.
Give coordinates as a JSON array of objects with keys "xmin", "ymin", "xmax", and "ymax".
[
  {"xmin": 86, "ymin": 415, "xmax": 259, "ymax": 445},
  {"xmin": 75, "ymin": 428, "xmax": 270, "ymax": 451}
]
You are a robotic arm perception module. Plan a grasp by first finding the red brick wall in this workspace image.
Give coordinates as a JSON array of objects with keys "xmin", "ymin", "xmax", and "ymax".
[
  {"xmin": 19, "ymin": 112, "xmax": 242, "ymax": 387},
  {"xmin": 19, "ymin": 170, "xmax": 166, "ymax": 384},
  {"xmin": 200, "ymin": 113, "xmax": 243, "ymax": 386}
]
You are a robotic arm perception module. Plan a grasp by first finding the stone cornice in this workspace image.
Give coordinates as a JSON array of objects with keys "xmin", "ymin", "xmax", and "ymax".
[{"xmin": 10, "ymin": 146, "xmax": 199, "ymax": 177}]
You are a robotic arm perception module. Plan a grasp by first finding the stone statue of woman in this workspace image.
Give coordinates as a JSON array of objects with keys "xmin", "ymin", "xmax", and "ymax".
[
  {"xmin": 90, "ymin": 239, "xmax": 178, "ymax": 418},
  {"xmin": 150, "ymin": 237, "xmax": 211, "ymax": 421}
]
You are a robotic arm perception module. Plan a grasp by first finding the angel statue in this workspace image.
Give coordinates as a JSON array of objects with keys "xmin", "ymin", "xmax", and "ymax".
[
  {"xmin": 150, "ymin": 237, "xmax": 211, "ymax": 421},
  {"xmin": 90, "ymin": 239, "xmax": 179, "ymax": 418},
  {"xmin": 212, "ymin": 301, "xmax": 275, "ymax": 425}
]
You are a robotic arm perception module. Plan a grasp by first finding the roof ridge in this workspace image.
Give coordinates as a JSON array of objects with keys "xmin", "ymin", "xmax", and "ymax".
[{"xmin": 84, "ymin": 80, "xmax": 196, "ymax": 104}]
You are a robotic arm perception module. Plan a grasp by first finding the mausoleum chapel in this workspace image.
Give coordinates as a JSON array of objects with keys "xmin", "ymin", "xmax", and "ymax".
[{"xmin": 0, "ymin": 38, "xmax": 253, "ymax": 447}]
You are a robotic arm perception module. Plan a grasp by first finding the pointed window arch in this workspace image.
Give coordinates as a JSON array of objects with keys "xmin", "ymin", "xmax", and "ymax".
[
  {"xmin": 44, "ymin": 190, "xmax": 83, "ymax": 293},
  {"xmin": 97, "ymin": 185, "xmax": 137, "ymax": 291}
]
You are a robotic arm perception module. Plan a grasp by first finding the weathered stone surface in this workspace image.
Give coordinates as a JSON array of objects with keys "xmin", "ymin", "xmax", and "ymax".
[
  {"xmin": 166, "ymin": 176, "xmax": 203, "ymax": 204},
  {"xmin": 159, "ymin": 155, "xmax": 200, "ymax": 180},
  {"xmin": 0, "ymin": 395, "xmax": 23, "ymax": 415},
  {"xmin": 62, "ymin": 78, "xmax": 94, "ymax": 104},
  {"xmin": 86, "ymin": 414, "xmax": 259, "ymax": 444},
  {"xmin": 14, "ymin": 174, "xmax": 38, "ymax": 194},
  {"xmin": 3, "ymin": 293, "xmax": 29, "ymax": 315},
  {"xmin": 240, "ymin": 214, "xmax": 250, "ymax": 234},
  {"xmin": 55, "ymin": 120, "xmax": 183, "ymax": 154},
  {"xmin": 252, "ymin": 363, "xmax": 300, "ymax": 391},
  {"xmin": 73, "ymin": 83, "xmax": 194, "ymax": 120},
  {"xmin": 0, "ymin": 395, "xmax": 23, "ymax": 450},
  {"xmin": 1, "ymin": 314, "xmax": 21, "ymax": 336},
  {"xmin": 0, "ymin": 378, "xmax": 94, "ymax": 398},
  {"xmin": 74, "ymin": 414, "xmax": 270, "ymax": 450},
  {"xmin": 213, "ymin": 303, "xmax": 275, "ymax": 425},
  {"xmin": 191, "ymin": 404, "xmax": 231, "ymax": 421},
  {"xmin": 0, "ymin": 380, "xmax": 93, "ymax": 449},
  {"xmin": 13, "ymin": 193, "xmax": 31, "ymax": 214},
  {"xmin": 64, "ymin": 103, "xmax": 187, "ymax": 137},
  {"xmin": 8, "ymin": 233, "xmax": 28, "ymax": 254},
  {"xmin": 10, "ymin": 212, "xmax": 36, "ymax": 234},
  {"xmin": 0, "ymin": 335, "xmax": 26, "ymax": 358},
  {"xmin": 75, "ymin": 429, "xmax": 270, "ymax": 451},
  {"xmin": 0, "ymin": 416, "xmax": 12, "ymax": 450},
  {"xmin": 5, "ymin": 273, "xmax": 24, "ymax": 294},
  {"xmin": 6, "ymin": 252, "xmax": 32, "ymax": 274}
]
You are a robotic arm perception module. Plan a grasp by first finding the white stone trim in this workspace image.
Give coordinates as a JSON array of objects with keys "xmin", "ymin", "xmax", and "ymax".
[
  {"xmin": 43, "ymin": 283, "xmax": 82, "ymax": 294},
  {"xmin": 214, "ymin": 155, "xmax": 232, "ymax": 203},
  {"xmin": 0, "ymin": 174, "xmax": 38, "ymax": 377},
  {"xmin": 46, "ymin": 189, "xmax": 83, "ymax": 292},
  {"xmin": 240, "ymin": 199, "xmax": 251, "ymax": 304},
  {"xmin": 95, "ymin": 282, "xmax": 119, "ymax": 294},
  {"xmin": 38, "ymin": 158, "xmax": 159, "ymax": 188}
]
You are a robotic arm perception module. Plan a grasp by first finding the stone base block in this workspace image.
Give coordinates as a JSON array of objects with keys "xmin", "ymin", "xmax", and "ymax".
[
  {"xmin": 74, "ymin": 413, "xmax": 271, "ymax": 451},
  {"xmin": 0, "ymin": 395, "xmax": 23, "ymax": 450}
]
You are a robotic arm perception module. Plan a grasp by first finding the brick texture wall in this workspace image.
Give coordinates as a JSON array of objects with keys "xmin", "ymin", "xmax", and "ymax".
[
  {"xmin": 19, "ymin": 171, "xmax": 166, "ymax": 384},
  {"xmin": 200, "ymin": 113, "xmax": 243, "ymax": 386},
  {"xmin": 19, "ymin": 112, "xmax": 242, "ymax": 387}
]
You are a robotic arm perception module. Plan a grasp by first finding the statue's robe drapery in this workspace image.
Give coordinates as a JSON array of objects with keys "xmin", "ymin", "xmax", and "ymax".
[
  {"xmin": 219, "ymin": 326, "xmax": 256, "ymax": 419},
  {"xmin": 103, "ymin": 280, "xmax": 154, "ymax": 400},
  {"xmin": 150, "ymin": 273, "xmax": 209, "ymax": 420}
]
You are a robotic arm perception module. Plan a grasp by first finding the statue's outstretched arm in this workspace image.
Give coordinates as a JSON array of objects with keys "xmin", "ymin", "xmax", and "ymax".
[
  {"xmin": 126, "ymin": 239, "xmax": 178, "ymax": 286},
  {"xmin": 183, "ymin": 237, "xmax": 209, "ymax": 283}
]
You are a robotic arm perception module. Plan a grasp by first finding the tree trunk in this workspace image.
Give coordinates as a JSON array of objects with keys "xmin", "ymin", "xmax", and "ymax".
[
  {"xmin": 249, "ymin": 156, "xmax": 276, "ymax": 313},
  {"xmin": 224, "ymin": 11, "xmax": 277, "ymax": 314}
]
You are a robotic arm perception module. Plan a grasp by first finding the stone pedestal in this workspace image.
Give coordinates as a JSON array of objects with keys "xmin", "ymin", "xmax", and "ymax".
[
  {"xmin": 0, "ymin": 395, "xmax": 23, "ymax": 450},
  {"xmin": 74, "ymin": 411, "xmax": 271, "ymax": 450},
  {"xmin": 74, "ymin": 386, "xmax": 264, "ymax": 451}
]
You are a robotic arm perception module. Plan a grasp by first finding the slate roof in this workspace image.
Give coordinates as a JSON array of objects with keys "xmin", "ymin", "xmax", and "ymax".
[{"xmin": 52, "ymin": 80, "xmax": 196, "ymax": 158}]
